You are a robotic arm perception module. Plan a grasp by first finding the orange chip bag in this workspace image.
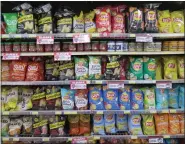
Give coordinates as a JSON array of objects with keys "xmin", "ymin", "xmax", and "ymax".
[
  {"xmin": 154, "ymin": 114, "xmax": 168, "ymax": 135},
  {"xmin": 68, "ymin": 115, "xmax": 79, "ymax": 135},
  {"xmin": 2, "ymin": 61, "xmax": 10, "ymax": 81},
  {"xmin": 169, "ymin": 114, "xmax": 180, "ymax": 134},
  {"xmin": 79, "ymin": 114, "xmax": 90, "ymax": 135},
  {"xmin": 10, "ymin": 61, "xmax": 27, "ymax": 81},
  {"xmin": 178, "ymin": 114, "xmax": 184, "ymax": 134}
]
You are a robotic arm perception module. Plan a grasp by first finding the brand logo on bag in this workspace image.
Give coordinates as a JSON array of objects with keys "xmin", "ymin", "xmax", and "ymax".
[
  {"xmin": 91, "ymin": 92, "xmax": 100, "ymax": 100},
  {"xmin": 146, "ymin": 121, "xmax": 153, "ymax": 127},
  {"xmin": 121, "ymin": 93, "xmax": 129, "ymax": 102},
  {"xmin": 135, "ymin": 93, "xmax": 142, "ymax": 100},
  {"xmin": 168, "ymin": 63, "xmax": 175, "ymax": 68},
  {"xmin": 133, "ymin": 63, "xmax": 142, "ymax": 71},
  {"xmin": 148, "ymin": 11, "xmax": 156, "ymax": 20},
  {"xmin": 162, "ymin": 18, "xmax": 171, "ymax": 23},
  {"xmin": 14, "ymin": 64, "xmax": 26, "ymax": 71},
  {"xmin": 107, "ymin": 91, "xmax": 115, "ymax": 100},
  {"xmin": 148, "ymin": 63, "xmax": 156, "ymax": 71},
  {"xmin": 133, "ymin": 11, "xmax": 142, "ymax": 21},
  {"xmin": 28, "ymin": 65, "xmax": 38, "ymax": 71},
  {"xmin": 132, "ymin": 117, "xmax": 140, "ymax": 124},
  {"xmin": 173, "ymin": 17, "xmax": 182, "ymax": 22}
]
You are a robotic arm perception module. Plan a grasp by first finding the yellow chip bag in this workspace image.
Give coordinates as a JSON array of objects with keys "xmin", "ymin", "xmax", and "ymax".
[
  {"xmin": 169, "ymin": 114, "xmax": 180, "ymax": 134},
  {"xmin": 142, "ymin": 115, "xmax": 155, "ymax": 135},
  {"xmin": 155, "ymin": 57, "xmax": 163, "ymax": 80},
  {"xmin": 73, "ymin": 11, "xmax": 84, "ymax": 33},
  {"xmin": 158, "ymin": 10, "xmax": 173, "ymax": 33},
  {"xmin": 171, "ymin": 11, "xmax": 184, "ymax": 33},
  {"xmin": 163, "ymin": 56, "xmax": 177, "ymax": 80},
  {"xmin": 85, "ymin": 11, "xmax": 96, "ymax": 33},
  {"xmin": 177, "ymin": 56, "xmax": 184, "ymax": 79}
]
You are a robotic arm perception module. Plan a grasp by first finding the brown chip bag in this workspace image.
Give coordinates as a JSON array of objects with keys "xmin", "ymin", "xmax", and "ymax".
[
  {"xmin": 68, "ymin": 115, "xmax": 79, "ymax": 135},
  {"xmin": 79, "ymin": 114, "xmax": 90, "ymax": 135}
]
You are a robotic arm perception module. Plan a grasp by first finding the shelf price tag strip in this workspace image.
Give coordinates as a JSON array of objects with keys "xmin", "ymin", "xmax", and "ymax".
[
  {"xmin": 148, "ymin": 136, "xmax": 163, "ymax": 144},
  {"xmin": 72, "ymin": 137, "xmax": 88, "ymax": 144},
  {"xmin": 70, "ymin": 80, "xmax": 87, "ymax": 89},
  {"xmin": 73, "ymin": 33, "xmax": 90, "ymax": 43},
  {"xmin": 2, "ymin": 53, "xmax": 20, "ymax": 60},
  {"xmin": 37, "ymin": 35, "xmax": 54, "ymax": 44},
  {"xmin": 107, "ymin": 81, "xmax": 124, "ymax": 89},
  {"xmin": 156, "ymin": 81, "xmax": 172, "ymax": 89},
  {"xmin": 136, "ymin": 34, "xmax": 153, "ymax": 42},
  {"xmin": 54, "ymin": 52, "xmax": 71, "ymax": 61}
]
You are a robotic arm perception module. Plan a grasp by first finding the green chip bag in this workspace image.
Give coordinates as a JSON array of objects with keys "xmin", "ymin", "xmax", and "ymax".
[
  {"xmin": 1, "ymin": 116, "xmax": 10, "ymax": 137},
  {"xmin": 2, "ymin": 13, "xmax": 18, "ymax": 34},
  {"xmin": 89, "ymin": 56, "xmax": 102, "ymax": 80},
  {"xmin": 129, "ymin": 57, "xmax": 143, "ymax": 80},
  {"xmin": 144, "ymin": 57, "xmax": 156, "ymax": 80},
  {"xmin": 142, "ymin": 115, "xmax": 155, "ymax": 135},
  {"xmin": 6, "ymin": 87, "xmax": 18, "ymax": 109}
]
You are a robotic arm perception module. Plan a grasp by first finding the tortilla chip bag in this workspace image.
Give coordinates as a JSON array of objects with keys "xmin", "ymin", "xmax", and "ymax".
[
  {"xmin": 171, "ymin": 11, "xmax": 184, "ymax": 33},
  {"xmin": 178, "ymin": 114, "xmax": 184, "ymax": 134},
  {"xmin": 177, "ymin": 56, "xmax": 184, "ymax": 79},
  {"xmin": 154, "ymin": 114, "xmax": 168, "ymax": 135},
  {"xmin": 169, "ymin": 114, "xmax": 180, "ymax": 134}
]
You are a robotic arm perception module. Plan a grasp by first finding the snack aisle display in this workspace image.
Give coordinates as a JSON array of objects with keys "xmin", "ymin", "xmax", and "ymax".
[{"xmin": 1, "ymin": 1, "xmax": 185, "ymax": 144}]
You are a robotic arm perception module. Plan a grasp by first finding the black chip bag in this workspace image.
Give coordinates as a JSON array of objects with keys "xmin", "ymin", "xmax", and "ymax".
[
  {"xmin": 13, "ymin": 3, "xmax": 35, "ymax": 34},
  {"xmin": 33, "ymin": 116, "xmax": 48, "ymax": 136}
]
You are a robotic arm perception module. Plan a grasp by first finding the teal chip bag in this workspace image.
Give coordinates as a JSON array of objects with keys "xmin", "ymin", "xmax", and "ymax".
[
  {"xmin": 179, "ymin": 85, "xmax": 184, "ymax": 109},
  {"xmin": 156, "ymin": 88, "xmax": 168, "ymax": 109},
  {"xmin": 2, "ymin": 13, "xmax": 18, "ymax": 33},
  {"xmin": 142, "ymin": 114, "xmax": 156, "ymax": 135},
  {"xmin": 116, "ymin": 114, "xmax": 128, "ymax": 131},
  {"xmin": 61, "ymin": 88, "xmax": 75, "ymax": 110},
  {"xmin": 1, "ymin": 116, "xmax": 10, "ymax": 137},
  {"xmin": 104, "ymin": 114, "xmax": 116, "ymax": 134},
  {"xmin": 143, "ymin": 57, "xmax": 156, "ymax": 80},
  {"xmin": 128, "ymin": 115, "xmax": 143, "ymax": 135},
  {"xmin": 93, "ymin": 114, "xmax": 105, "ymax": 135},
  {"xmin": 89, "ymin": 56, "xmax": 102, "ymax": 80},
  {"xmin": 168, "ymin": 86, "xmax": 179, "ymax": 109}
]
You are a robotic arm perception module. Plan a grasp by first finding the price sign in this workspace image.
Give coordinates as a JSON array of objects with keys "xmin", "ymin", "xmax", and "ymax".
[
  {"xmin": 73, "ymin": 33, "xmax": 90, "ymax": 43},
  {"xmin": 156, "ymin": 81, "xmax": 172, "ymax": 89},
  {"xmin": 149, "ymin": 137, "xmax": 163, "ymax": 143},
  {"xmin": 70, "ymin": 81, "xmax": 87, "ymax": 89},
  {"xmin": 136, "ymin": 34, "xmax": 153, "ymax": 42},
  {"xmin": 2, "ymin": 53, "xmax": 20, "ymax": 60},
  {"xmin": 100, "ymin": 32, "xmax": 110, "ymax": 38},
  {"xmin": 54, "ymin": 52, "xmax": 71, "ymax": 61},
  {"xmin": 107, "ymin": 81, "xmax": 124, "ymax": 89},
  {"xmin": 37, "ymin": 35, "xmax": 54, "ymax": 44},
  {"xmin": 72, "ymin": 137, "xmax": 87, "ymax": 144}
]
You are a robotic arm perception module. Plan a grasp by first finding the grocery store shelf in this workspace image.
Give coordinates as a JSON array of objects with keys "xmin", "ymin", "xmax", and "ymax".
[
  {"xmin": 1, "ymin": 33, "xmax": 184, "ymax": 39},
  {"xmin": 2, "ymin": 109, "xmax": 184, "ymax": 115}
]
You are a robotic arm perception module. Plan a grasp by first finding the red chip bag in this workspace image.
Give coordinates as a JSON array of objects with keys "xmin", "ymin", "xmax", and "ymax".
[
  {"xmin": 10, "ymin": 60, "xmax": 27, "ymax": 81},
  {"xmin": 68, "ymin": 115, "xmax": 79, "ymax": 135},
  {"xmin": 2, "ymin": 61, "xmax": 10, "ymax": 81},
  {"xmin": 95, "ymin": 6, "xmax": 111, "ymax": 33},
  {"xmin": 120, "ymin": 57, "xmax": 127, "ymax": 80},
  {"xmin": 79, "ymin": 114, "xmax": 90, "ymax": 135}
]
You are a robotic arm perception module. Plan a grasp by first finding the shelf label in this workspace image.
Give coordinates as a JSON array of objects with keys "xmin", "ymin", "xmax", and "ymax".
[
  {"xmin": 42, "ymin": 138, "xmax": 50, "ymax": 141},
  {"xmin": 2, "ymin": 53, "xmax": 20, "ymax": 60},
  {"xmin": 170, "ymin": 109, "xmax": 177, "ymax": 113},
  {"xmin": 54, "ymin": 52, "xmax": 71, "ymax": 61},
  {"xmin": 64, "ymin": 111, "xmax": 77, "ymax": 114},
  {"xmin": 3, "ymin": 111, "xmax": 9, "ymax": 115},
  {"xmin": 107, "ymin": 81, "xmax": 124, "ymax": 89},
  {"xmin": 131, "ymin": 136, "xmax": 137, "ymax": 139},
  {"xmin": 149, "ymin": 137, "xmax": 163, "ymax": 143},
  {"xmin": 128, "ymin": 80, "xmax": 136, "ymax": 84},
  {"xmin": 37, "ymin": 35, "xmax": 54, "ymax": 44},
  {"xmin": 2, "ymin": 138, "xmax": 9, "ymax": 141},
  {"xmin": 124, "ymin": 110, "xmax": 130, "ymax": 114},
  {"xmin": 13, "ymin": 138, "xmax": 19, "ymax": 141},
  {"xmin": 100, "ymin": 32, "xmax": 110, "ymax": 38},
  {"xmin": 55, "ymin": 111, "xmax": 62, "ymax": 115},
  {"xmin": 73, "ymin": 33, "xmax": 90, "ymax": 43},
  {"xmin": 96, "ymin": 111, "xmax": 103, "ymax": 114},
  {"xmin": 70, "ymin": 81, "xmax": 87, "ymax": 89},
  {"xmin": 32, "ymin": 111, "xmax": 38, "ymax": 115},
  {"xmin": 72, "ymin": 137, "xmax": 87, "ymax": 144},
  {"xmin": 163, "ymin": 135, "xmax": 170, "ymax": 138},
  {"xmin": 136, "ymin": 34, "xmax": 153, "ymax": 42},
  {"xmin": 156, "ymin": 81, "xmax": 172, "ymax": 89}
]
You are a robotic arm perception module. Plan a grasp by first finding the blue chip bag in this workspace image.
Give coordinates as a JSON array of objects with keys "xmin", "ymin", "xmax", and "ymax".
[
  {"xmin": 104, "ymin": 114, "xmax": 116, "ymax": 134},
  {"xmin": 118, "ymin": 87, "xmax": 131, "ymax": 110},
  {"xmin": 131, "ymin": 88, "xmax": 144, "ymax": 110},
  {"xmin": 156, "ymin": 88, "xmax": 168, "ymax": 110},
  {"xmin": 61, "ymin": 88, "xmax": 75, "ymax": 110},
  {"xmin": 164, "ymin": 139, "xmax": 179, "ymax": 144},
  {"xmin": 128, "ymin": 115, "xmax": 143, "ymax": 135},
  {"xmin": 93, "ymin": 114, "xmax": 105, "ymax": 135},
  {"xmin": 168, "ymin": 86, "xmax": 179, "ymax": 109},
  {"xmin": 103, "ymin": 85, "xmax": 119, "ymax": 110},
  {"xmin": 89, "ymin": 85, "xmax": 104, "ymax": 110},
  {"xmin": 179, "ymin": 85, "xmax": 184, "ymax": 109},
  {"xmin": 116, "ymin": 114, "xmax": 128, "ymax": 131}
]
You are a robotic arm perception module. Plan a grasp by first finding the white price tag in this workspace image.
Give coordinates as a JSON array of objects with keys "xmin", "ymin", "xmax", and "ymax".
[
  {"xmin": 70, "ymin": 81, "xmax": 87, "ymax": 89},
  {"xmin": 54, "ymin": 52, "xmax": 71, "ymax": 61},
  {"xmin": 72, "ymin": 137, "xmax": 87, "ymax": 144},
  {"xmin": 136, "ymin": 34, "xmax": 153, "ymax": 42},
  {"xmin": 37, "ymin": 36, "xmax": 54, "ymax": 44},
  {"xmin": 149, "ymin": 138, "xmax": 163, "ymax": 143},
  {"xmin": 73, "ymin": 33, "xmax": 90, "ymax": 43},
  {"xmin": 107, "ymin": 81, "xmax": 124, "ymax": 89},
  {"xmin": 156, "ymin": 81, "xmax": 172, "ymax": 89},
  {"xmin": 2, "ymin": 53, "xmax": 20, "ymax": 60}
]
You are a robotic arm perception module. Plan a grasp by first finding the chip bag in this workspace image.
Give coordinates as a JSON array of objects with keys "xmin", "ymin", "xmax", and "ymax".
[
  {"xmin": 9, "ymin": 118, "xmax": 23, "ymax": 136},
  {"xmin": 179, "ymin": 86, "xmax": 184, "ymax": 109},
  {"xmin": 169, "ymin": 114, "xmax": 180, "ymax": 134},
  {"xmin": 1, "ymin": 61, "xmax": 10, "ymax": 81},
  {"xmin": 171, "ymin": 11, "xmax": 184, "ymax": 33},
  {"xmin": 155, "ymin": 57, "xmax": 163, "ymax": 80},
  {"xmin": 178, "ymin": 114, "xmax": 184, "ymax": 134},
  {"xmin": 93, "ymin": 114, "xmax": 105, "ymax": 135},
  {"xmin": 177, "ymin": 56, "xmax": 184, "ymax": 79},
  {"xmin": 116, "ymin": 114, "xmax": 128, "ymax": 131},
  {"xmin": 158, "ymin": 10, "xmax": 173, "ymax": 33},
  {"xmin": 1, "ymin": 116, "xmax": 10, "ymax": 137},
  {"xmin": 142, "ymin": 115, "xmax": 155, "ymax": 135},
  {"xmin": 73, "ymin": 11, "xmax": 84, "ymax": 33},
  {"xmin": 156, "ymin": 88, "xmax": 168, "ymax": 110},
  {"xmin": 168, "ymin": 86, "xmax": 179, "ymax": 109},
  {"xmin": 163, "ymin": 56, "xmax": 177, "ymax": 80},
  {"xmin": 104, "ymin": 114, "xmax": 116, "ymax": 133},
  {"xmin": 128, "ymin": 115, "xmax": 143, "ymax": 135},
  {"xmin": 103, "ymin": 85, "xmax": 119, "ymax": 110},
  {"xmin": 75, "ymin": 89, "xmax": 88, "ymax": 110},
  {"xmin": 89, "ymin": 85, "xmax": 104, "ymax": 110},
  {"xmin": 6, "ymin": 87, "xmax": 19, "ymax": 109},
  {"xmin": 61, "ymin": 88, "xmax": 75, "ymax": 110},
  {"xmin": 131, "ymin": 88, "xmax": 144, "ymax": 110},
  {"xmin": 85, "ymin": 11, "xmax": 96, "ymax": 33},
  {"xmin": 22, "ymin": 116, "xmax": 33, "ymax": 135},
  {"xmin": 143, "ymin": 57, "xmax": 156, "ymax": 80},
  {"xmin": 142, "ymin": 87, "xmax": 155, "ymax": 110},
  {"xmin": 154, "ymin": 114, "xmax": 169, "ymax": 135},
  {"xmin": 68, "ymin": 115, "xmax": 79, "ymax": 135},
  {"xmin": 118, "ymin": 87, "xmax": 131, "ymax": 110},
  {"xmin": 89, "ymin": 56, "xmax": 102, "ymax": 80},
  {"xmin": 79, "ymin": 114, "xmax": 90, "ymax": 135}
]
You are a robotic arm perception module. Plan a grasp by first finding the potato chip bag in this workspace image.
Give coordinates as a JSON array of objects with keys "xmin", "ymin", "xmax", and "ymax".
[
  {"xmin": 1, "ymin": 87, "xmax": 10, "ymax": 111},
  {"xmin": 142, "ymin": 87, "xmax": 155, "ymax": 110},
  {"xmin": 131, "ymin": 88, "xmax": 144, "ymax": 110},
  {"xmin": 179, "ymin": 85, "xmax": 184, "ymax": 109},
  {"xmin": 143, "ymin": 57, "xmax": 156, "ymax": 80},
  {"xmin": 178, "ymin": 114, "xmax": 184, "ymax": 134},
  {"xmin": 155, "ymin": 57, "xmax": 163, "ymax": 80},
  {"xmin": 9, "ymin": 118, "xmax": 23, "ymax": 136},
  {"xmin": 85, "ymin": 11, "xmax": 96, "ymax": 33},
  {"xmin": 142, "ymin": 115, "xmax": 155, "ymax": 135},
  {"xmin": 118, "ymin": 87, "xmax": 131, "ymax": 110},
  {"xmin": 128, "ymin": 57, "xmax": 143, "ymax": 80},
  {"xmin": 1, "ymin": 116, "xmax": 10, "ymax": 137},
  {"xmin": 158, "ymin": 10, "xmax": 173, "ymax": 33},
  {"xmin": 89, "ymin": 56, "xmax": 102, "ymax": 80},
  {"xmin": 79, "ymin": 114, "xmax": 90, "ymax": 135},
  {"xmin": 75, "ymin": 89, "xmax": 88, "ymax": 110},
  {"xmin": 73, "ymin": 11, "xmax": 84, "ymax": 33},
  {"xmin": 163, "ymin": 56, "xmax": 177, "ymax": 80},
  {"xmin": 6, "ymin": 87, "xmax": 18, "ymax": 109},
  {"xmin": 116, "ymin": 114, "xmax": 128, "ymax": 131},
  {"xmin": 68, "ymin": 115, "xmax": 79, "ymax": 135},
  {"xmin": 177, "ymin": 56, "xmax": 184, "ymax": 79},
  {"xmin": 93, "ymin": 114, "xmax": 105, "ymax": 135},
  {"xmin": 128, "ymin": 115, "xmax": 143, "ymax": 135},
  {"xmin": 103, "ymin": 85, "xmax": 119, "ymax": 110},
  {"xmin": 154, "ymin": 114, "xmax": 169, "ymax": 134},
  {"xmin": 171, "ymin": 11, "xmax": 184, "ymax": 33},
  {"xmin": 89, "ymin": 85, "xmax": 104, "ymax": 110},
  {"xmin": 156, "ymin": 88, "xmax": 168, "ymax": 110},
  {"xmin": 1, "ymin": 61, "xmax": 10, "ymax": 81},
  {"xmin": 169, "ymin": 114, "xmax": 180, "ymax": 134},
  {"xmin": 104, "ymin": 114, "xmax": 116, "ymax": 133},
  {"xmin": 168, "ymin": 86, "xmax": 179, "ymax": 109},
  {"xmin": 61, "ymin": 88, "xmax": 75, "ymax": 110}
]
